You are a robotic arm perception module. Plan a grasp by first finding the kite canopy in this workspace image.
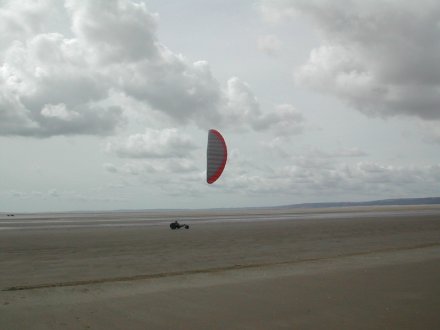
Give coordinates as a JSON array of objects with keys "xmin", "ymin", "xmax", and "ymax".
[{"xmin": 207, "ymin": 129, "xmax": 227, "ymax": 184}]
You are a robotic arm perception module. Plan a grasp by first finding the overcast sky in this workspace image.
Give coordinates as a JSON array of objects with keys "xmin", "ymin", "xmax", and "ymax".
[{"xmin": 1, "ymin": 0, "xmax": 439, "ymax": 212}]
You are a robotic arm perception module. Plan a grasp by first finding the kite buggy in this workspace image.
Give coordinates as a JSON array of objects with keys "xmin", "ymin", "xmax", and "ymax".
[
  {"xmin": 169, "ymin": 129, "xmax": 227, "ymax": 231},
  {"xmin": 169, "ymin": 220, "xmax": 189, "ymax": 230}
]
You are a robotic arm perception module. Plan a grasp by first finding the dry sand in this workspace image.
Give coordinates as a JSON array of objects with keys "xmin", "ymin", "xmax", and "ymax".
[{"xmin": 1, "ymin": 207, "xmax": 440, "ymax": 329}]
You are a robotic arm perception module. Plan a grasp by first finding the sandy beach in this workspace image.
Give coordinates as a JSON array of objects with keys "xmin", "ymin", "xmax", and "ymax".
[{"xmin": 1, "ymin": 206, "xmax": 440, "ymax": 329}]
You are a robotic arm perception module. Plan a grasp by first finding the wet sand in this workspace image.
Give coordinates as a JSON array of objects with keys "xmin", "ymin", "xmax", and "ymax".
[{"xmin": 1, "ymin": 207, "xmax": 440, "ymax": 329}]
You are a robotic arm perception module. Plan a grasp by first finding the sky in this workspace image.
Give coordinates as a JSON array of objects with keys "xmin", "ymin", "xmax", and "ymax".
[{"xmin": 1, "ymin": 0, "xmax": 440, "ymax": 212}]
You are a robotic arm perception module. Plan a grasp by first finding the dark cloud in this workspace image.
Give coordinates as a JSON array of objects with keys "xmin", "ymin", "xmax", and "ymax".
[
  {"xmin": 263, "ymin": 0, "xmax": 440, "ymax": 120},
  {"xmin": 66, "ymin": 0, "xmax": 160, "ymax": 63}
]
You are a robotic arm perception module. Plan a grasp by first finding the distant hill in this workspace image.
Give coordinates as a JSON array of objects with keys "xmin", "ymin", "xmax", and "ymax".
[{"xmin": 279, "ymin": 197, "xmax": 440, "ymax": 209}]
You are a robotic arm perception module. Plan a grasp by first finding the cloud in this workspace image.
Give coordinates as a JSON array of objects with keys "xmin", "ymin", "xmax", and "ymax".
[
  {"xmin": 102, "ymin": 157, "xmax": 204, "ymax": 199},
  {"xmin": 253, "ymin": 104, "xmax": 305, "ymax": 135},
  {"xmin": 104, "ymin": 158, "xmax": 199, "ymax": 175},
  {"xmin": 0, "ymin": 19, "xmax": 123, "ymax": 136},
  {"xmin": 0, "ymin": 0, "xmax": 302, "ymax": 137},
  {"xmin": 106, "ymin": 128, "xmax": 198, "ymax": 159},
  {"xmin": 0, "ymin": 0, "xmax": 63, "ymax": 53},
  {"xmin": 417, "ymin": 121, "xmax": 440, "ymax": 144},
  {"xmin": 225, "ymin": 151, "xmax": 440, "ymax": 201},
  {"xmin": 257, "ymin": 35, "xmax": 282, "ymax": 55},
  {"xmin": 218, "ymin": 142, "xmax": 438, "ymax": 201},
  {"xmin": 5, "ymin": 189, "xmax": 128, "ymax": 205},
  {"xmin": 65, "ymin": 0, "xmax": 159, "ymax": 64},
  {"xmin": 0, "ymin": 0, "xmax": 221, "ymax": 137},
  {"xmin": 262, "ymin": 0, "xmax": 440, "ymax": 121},
  {"xmin": 6, "ymin": 189, "xmax": 59, "ymax": 200},
  {"xmin": 41, "ymin": 103, "xmax": 79, "ymax": 121},
  {"xmin": 259, "ymin": 1, "xmax": 298, "ymax": 23},
  {"xmin": 223, "ymin": 78, "xmax": 304, "ymax": 134},
  {"xmin": 117, "ymin": 58, "xmax": 223, "ymax": 126}
]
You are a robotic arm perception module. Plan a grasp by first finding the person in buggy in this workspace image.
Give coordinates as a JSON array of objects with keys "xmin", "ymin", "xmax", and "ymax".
[{"xmin": 169, "ymin": 220, "xmax": 189, "ymax": 230}]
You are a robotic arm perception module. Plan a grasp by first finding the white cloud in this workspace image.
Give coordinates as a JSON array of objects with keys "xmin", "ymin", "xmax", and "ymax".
[
  {"xmin": 104, "ymin": 158, "xmax": 199, "ymax": 176},
  {"xmin": 103, "ymin": 163, "xmax": 118, "ymax": 173},
  {"xmin": 259, "ymin": 1, "xmax": 298, "ymax": 23},
  {"xmin": 65, "ymin": 0, "xmax": 159, "ymax": 64},
  {"xmin": 224, "ymin": 152, "xmax": 440, "ymax": 201},
  {"xmin": 41, "ymin": 103, "xmax": 79, "ymax": 120},
  {"xmin": 0, "ymin": 0, "xmax": 303, "ymax": 138},
  {"xmin": 418, "ymin": 121, "xmax": 440, "ymax": 144},
  {"xmin": 1, "ymin": 0, "xmax": 221, "ymax": 137},
  {"xmin": 257, "ymin": 35, "xmax": 282, "ymax": 55},
  {"xmin": 106, "ymin": 128, "xmax": 197, "ymax": 159},
  {"xmin": 0, "ymin": 25, "xmax": 122, "ymax": 136},
  {"xmin": 223, "ymin": 78, "xmax": 304, "ymax": 134},
  {"xmin": 263, "ymin": 0, "xmax": 440, "ymax": 121},
  {"xmin": 223, "ymin": 77, "xmax": 260, "ymax": 126},
  {"xmin": 0, "ymin": 0, "xmax": 64, "ymax": 54},
  {"xmin": 5, "ymin": 189, "xmax": 128, "ymax": 205},
  {"xmin": 253, "ymin": 104, "xmax": 305, "ymax": 135}
]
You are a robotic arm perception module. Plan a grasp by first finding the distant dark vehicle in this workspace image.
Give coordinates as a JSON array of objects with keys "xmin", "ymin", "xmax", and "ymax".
[{"xmin": 169, "ymin": 220, "xmax": 189, "ymax": 230}]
